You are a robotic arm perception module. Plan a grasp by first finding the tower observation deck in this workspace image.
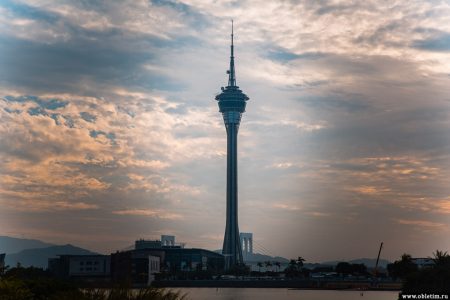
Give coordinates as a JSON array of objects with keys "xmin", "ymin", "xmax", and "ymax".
[{"xmin": 215, "ymin": 21, "xmax": 249, "ymax": 270}]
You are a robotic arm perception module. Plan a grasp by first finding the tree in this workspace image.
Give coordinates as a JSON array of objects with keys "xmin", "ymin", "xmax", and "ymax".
[
  {"xmin": 227, "ymin": 264, "xmax": 250, "ymax": 276},
  {"xmin": 288, "ymin": 259, "xmax": 297, "ymax": 268},
  {"xmin": 264, "ymin": 261, "xmax": 272, "ymax": 272},
  {"xmin": 0, "ymin": 265, "xmax": 188, "ymax": 300},
  {"xmin": 257, "ymin": 262, "xmax": 263, "ymax": 273},
  {"xmin": 432, "ymin": 250, "xmax": 450, "ymax": 267},
  {"xmin": 297, "ymin": 257, "xmax": 305, "ymax": 269},
  {"xmin": 284, "ymin": 259, "xmax": 301, "ymax": 278},
  {"xmin": 402, "ymin": 250, "xmax": 450, "ymax": 295},
  {"xmin": 350, "ymin": 263, "xmax": 367, "ymax": 275},
  {"xmin": 335, "ymin": 262, "xmax": 352, "ymax": 275},
  {"xmin": 274, "ymin": 261, "xmax": 281, "ymax": 273},
  {"xmin": 387, "ymin": 253, "xmax": 418, "ymax": 280},
  {"xmin": 0, "ymin": 265, "xmax": 9, "ymax": 277}
]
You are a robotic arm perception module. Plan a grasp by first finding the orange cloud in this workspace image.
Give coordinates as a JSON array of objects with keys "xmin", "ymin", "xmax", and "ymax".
[
  {"xmin": 112, "ymin": 209, "xmax": 183, "ymax": 220},
  {"xmin": 0, "ymin": 199, "xmax": 98, "ymax": 212},
  {"xmin": 273, "ymin": 203, "xmax": 301, "ymax": 211},
  {"xmin": 397, "ymin": 219, "xmax": 447, "ymax": 229}
]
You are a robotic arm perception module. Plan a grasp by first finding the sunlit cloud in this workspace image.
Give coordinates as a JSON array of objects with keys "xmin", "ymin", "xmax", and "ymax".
[
  {"xmin": 0, "ymin": 199, "xmax": 98, "ymax": 212},
  {"xmin": 270, "ymin": 162, "xmax": 294, "ymax": 169},
  {"xmin": 349, "ymin": 186, "xmax": 391, "ymax": 195},
  {"xmin": 0, "ymin": 0, "xmax": 449, "ymax": 261},
  {"xmin": 397, "ymin": 219, "xmax": 448, "ymax": 230},
  {"xmin": 112, "ymin": 209, "xmax": 183, "ymax": 220},
  {"xmin": 272, "ymin": 203, "xmax": 302, "ymax": 211},
  {"xmin": 306, "ymin": 211, "xmax": 331, "ymax": 218}
]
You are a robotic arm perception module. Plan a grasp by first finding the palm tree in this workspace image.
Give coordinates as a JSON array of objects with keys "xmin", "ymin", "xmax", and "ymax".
[
  {"xmin": 288, "ymin": 259, "xmax": 297, "ymax": 268},
  {"xmin": 265, "ymin": 261, "xmax": 272, "ymax": 272},
  {"xmin": 431, "ymin": 250, "xmax": 450, "ymax": 267},
  {"xmin": 401, "ymin": 253, "xmax": 413, "ymax": 263},
  {"xmin": 257, "ymin": 262, "xmax": 263, "ymax": 273},
  {"xmin": 274, "ymin": 261, "xmax": 281, "ymax": 273},
  {"xmin": 297, "ymin": 257, "xmax": 305, "ymax": 270}
]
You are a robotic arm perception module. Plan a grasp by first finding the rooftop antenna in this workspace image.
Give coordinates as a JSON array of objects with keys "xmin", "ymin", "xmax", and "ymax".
[{"xmin": 228, "ymin": 19, "xmax": 236, "ymax": 87}]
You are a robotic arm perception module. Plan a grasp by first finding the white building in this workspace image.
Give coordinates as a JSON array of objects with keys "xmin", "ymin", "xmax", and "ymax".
[
  {"xmin": 49, "ymin": 255, "xmax": 110, "ymax": 280},
  {"xmin": 240, "ymin": 232, "xmax": 253, "ymax": 257},
  {"xmin": 68, "ymin": 255, "xmax": 110, "ymax": 277},
  {"xmin": 412, "ymin": 258, "xmax": 435, "ymax": 269},
  {"xmin": 148, "ymin": 255, "xmax": 160, "ymax": 285},
  {"xmin": 161, "ymin": 235, "xmax": 175, "ymax": 247}
]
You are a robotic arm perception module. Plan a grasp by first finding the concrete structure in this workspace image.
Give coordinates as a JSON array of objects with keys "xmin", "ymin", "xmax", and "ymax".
[
  {"xmin": 148, "ymin": 255, "xmax": 161, "ymax": 285},
  {"xmin": 161, "ymin": 235, "xmax": 175, "ymax": 247},
  {"xmin": 135, "ymin": 236, "xmax": 183, "ymax": 250},
  {"xmin": 111, "ymin": 248, "xmax": 224, "ymax": 286},
  {"xmin": 111, "ymin": 249, "xmax": 165, "ymax": 286},
  {"xmin": 412, "ymin": 257, "xmax": 435, "ymax": 269},
  {"xmin": 240, "ymin": 232, "xmax": 253, "ymax": 257},
  {"xmin": 215, "ymin": 21, "xmax": 249, "ymax": 270},
  {"xmin": 0, "ymin": 253, "xmax": 5, "ymax": 269},
  {"xmin": 135, "ymin": 239, "xmax": 162, "ymax": 250},
  {"xmin": 48, "ymin": 255, "xmax": 110, "ymax": 281}
]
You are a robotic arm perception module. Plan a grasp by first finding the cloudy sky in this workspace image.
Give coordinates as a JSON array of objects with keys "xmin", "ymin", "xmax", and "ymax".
[{"xmin": 1, "ymin": 0, "xmax": 450, "ymax": 262}]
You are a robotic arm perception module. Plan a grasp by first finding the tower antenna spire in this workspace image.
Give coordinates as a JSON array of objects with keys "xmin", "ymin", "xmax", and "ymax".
[
  {"xmin": 231, "ymin": 19, "xmax": 234, "ymax": 46},
  {"xmin": 215, "ymin": 18, "xmax": 249, "ymax": 270},
  {"xmin": 228, "ymin": 19, "xmax": 236, "ymax": 87}
]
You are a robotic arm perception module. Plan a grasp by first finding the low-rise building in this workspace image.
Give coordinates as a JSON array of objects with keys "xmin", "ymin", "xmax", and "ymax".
[
  {"xmin": 48, "ymin": 255, "xmax": 110, "ymax": 282},
  {"xmin": 135, "ymin": 235, "xmax": 184, "ymax": 250},
  {"xmin": 148, "ymin": 255, "xmax": 160, "ymax": 285},
  {"xmin": 111, "ymin": 248, "xmax": 165, "ymax": 285},
  {"xmin": 412, "ymin": 257, "xmax": 435, "ymax": 269},
  {"xmin": 111, "ymin": 247, "xmax": 224, "ymax": 286},
  {"xmin": 0, "ymin": 253, "xmax": 5, "ymax": 269},
  {"xmin": 135, "ymin": 239, "xmax": 162, "ymax": 250}
]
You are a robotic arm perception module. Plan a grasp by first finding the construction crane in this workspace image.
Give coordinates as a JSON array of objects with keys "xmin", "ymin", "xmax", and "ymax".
[{"xmin": 374, "ymin": 242, "xmax": 384, "ymax": 277}]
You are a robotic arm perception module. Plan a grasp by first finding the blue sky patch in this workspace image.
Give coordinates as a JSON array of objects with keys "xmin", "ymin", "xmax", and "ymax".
[
  {"xmin": 4, "ymin": 95, "xmax": 68, "ymax": 110},
  {"xmin": 413, "ymin": 32, "xmax": 450, "ymax": 52},
  {"xmin": 80, "ymin": 112, "xmax": 97, "ymax": 123},
  {"xmin": 89, "ymin": 130, "xmax": 116, "ymax": 144}
]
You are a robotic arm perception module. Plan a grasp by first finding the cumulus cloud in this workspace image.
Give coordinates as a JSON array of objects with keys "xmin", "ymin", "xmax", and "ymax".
[{"xmin": 0, "ymin": 0, "xmax": 449, "ymax": 260}]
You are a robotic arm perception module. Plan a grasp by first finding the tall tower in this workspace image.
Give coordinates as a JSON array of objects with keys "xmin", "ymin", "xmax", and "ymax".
[{"xmin": 215, "ymin": 21, "xmax": 249, "ymax": 270}]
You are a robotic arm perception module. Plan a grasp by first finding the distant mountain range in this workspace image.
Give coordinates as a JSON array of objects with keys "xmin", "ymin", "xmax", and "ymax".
[
  {"xmin": 321, "ymin": 258, "xmax": 391, "ymax": 269},
  {"xmin": 0, "ymin": 236, "xmax": 55, "ymax": 254},
  {"xmin": 213, "ymin": 249, "xmax": 390, "ymax": 268},
  {"xmin": 213, "ymin": 249, "xmax": 289, "ymax": 264},
  {"xmin": 244, "ymin": 252, "xmax": 290, "ymax": 263},
  {"xmin": 1, "ymin": 236, "xmax": 392, "ymax": 270},
  {"xmin": 1, "ymin": 236, "xmax": 98, "ymax": 269}
]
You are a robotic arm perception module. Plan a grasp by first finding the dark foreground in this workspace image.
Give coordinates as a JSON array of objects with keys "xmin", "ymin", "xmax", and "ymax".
[
  {"xmin": 153, "ymin": 279, "xmax": 401, "ymax": 290},
  {"xmin": 174, "ymin": 288, "xmax": 399, "ymax": 300}
]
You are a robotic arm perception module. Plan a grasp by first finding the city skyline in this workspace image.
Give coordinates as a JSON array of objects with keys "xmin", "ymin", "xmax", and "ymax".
[{"xmin": 1, "ymin": 0, "xmax": 450, "ymax": 263}]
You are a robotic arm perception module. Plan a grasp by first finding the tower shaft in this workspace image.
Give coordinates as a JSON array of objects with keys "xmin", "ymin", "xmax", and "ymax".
[
  {"xmin": 215, "ymin": 21, "xmax": 249, "ymax": 270},
  {"xmin": 222, "ymin": 112, "xmax": 243, "ymax": 269}
]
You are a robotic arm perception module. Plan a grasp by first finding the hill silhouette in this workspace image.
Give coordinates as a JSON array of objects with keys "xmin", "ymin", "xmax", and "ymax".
[
  {"xmin": 5, "ymin": 244, "xmax": 99, "ymax": 269},
  {"xmin": 321, "ymin": 258, "xmax": 391, "ymax": 268},
  {"xmin": 0, "ymin": 236, "xmax": 54, "ymax": 254}
]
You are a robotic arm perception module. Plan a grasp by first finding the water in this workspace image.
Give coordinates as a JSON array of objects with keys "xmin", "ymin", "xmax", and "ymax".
[{"xmin": 173, "ymin": 288, "xmax": 399, "ymax": 300}]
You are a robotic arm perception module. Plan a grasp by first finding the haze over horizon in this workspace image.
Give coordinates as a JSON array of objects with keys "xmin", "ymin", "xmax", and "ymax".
[{"xmin": 1, "ymin": 0, "xmax": 450, "ymax": 263}]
